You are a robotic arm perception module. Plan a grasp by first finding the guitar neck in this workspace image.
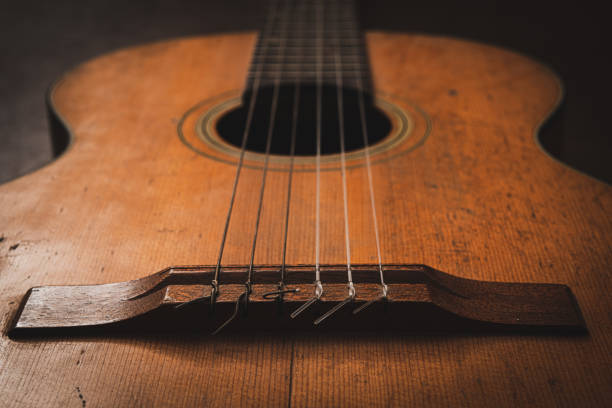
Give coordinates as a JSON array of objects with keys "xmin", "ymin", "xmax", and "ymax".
[{"xmin": 245, "ymin": 0, "xmax": 372, "ymax": 94}]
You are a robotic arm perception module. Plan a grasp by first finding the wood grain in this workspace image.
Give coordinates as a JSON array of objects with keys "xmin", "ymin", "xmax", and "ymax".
[
  {"xmin": 9, "ymin": 264, "xmax": 585, "ymax": 334},
  {"xmin": 0, "ymin": 32, "xmax": 610, "ymax": 407}
]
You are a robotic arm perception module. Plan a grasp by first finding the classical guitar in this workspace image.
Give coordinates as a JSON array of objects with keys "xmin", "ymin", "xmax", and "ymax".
[{"xmin": 1, "ymin": 0, "xmax": 610, "ymax": 406}]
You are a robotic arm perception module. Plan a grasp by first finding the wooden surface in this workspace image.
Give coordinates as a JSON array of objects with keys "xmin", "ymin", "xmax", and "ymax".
[
  {"xmin": 0, "ymin": 32, "xmax": 610, "ymax": 407},
  {"xmin": 10, "ymin": 264, "xmax": 585, "ymax": 334}
]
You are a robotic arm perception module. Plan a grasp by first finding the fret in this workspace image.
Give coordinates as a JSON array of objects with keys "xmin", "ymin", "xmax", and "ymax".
[
  {"xmin": 245, "ymin": 71, "xmax": 371, "ymax": 78},
  {"xmin": 248, "ymin": 68, "xmax": 369, "ymax": 76},
  {"xmin": 249, "ymin": 62, "xmax": 367, "ymax": 68},
  {"xmin": 265, "ymin": 11, "xmax": 355, "ymax": 18},
  {"xmin": 262, "ymin": 29, "xmax": 359, "ymax": 36},
  {"xmin": 253, "ymin": 52, "xmax": 365, "ymax": 59},
  {"xmin": 264, "ymin": 22, "xmax": 358, "ymax": 28},
  {"xmin": 247, "ymin": 72, "xmax": 369, "ymax": 78},
  {"xmin": 261, "ymin": 22, "xmax": 358, "ymax": 29},
  {"xmin": 259, "ymin": 34, "xmax": 360, "ymax": 40},
  {"xmin": 247, "ymin": 68, "xmax": 369, "ymax": 76},
  {"xmin": 254, "ymin": 43, "xmax": 363, "ymax": 49},
  {"xmin": 245, "ymin": 0, "xmax": 369, "ymax": 90},
  {"xmin": 263, "ymin": 24, "xmax": 357, "ymax": 30},
  {"xmin": 260, "ymin": 39, "xmax": 362, "ymax": 47},
  {"xmin": 254, "ymin": 45, "xmax": 364, "ymax": 53},
  {"xmin": 251, "ymin": 55, "xmax": 365, "ymax": 62}
]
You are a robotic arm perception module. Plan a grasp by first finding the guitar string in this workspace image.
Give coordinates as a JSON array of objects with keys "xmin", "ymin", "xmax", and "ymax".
[
  {"xmin": 262, "ymin": 1, "xmax": 307, "ymax": 302},
  {"xmin": 351, "ymin": 8, "xmax": 388, "ymax": 315},
  {"xmin": 212, "ymin": 0, "xmax": 291, "ymax": 334},
  {"xmin": 246, "ymin": 0, "xmax": 291, "ymax": 292},
  {"xmin": 290, "ymin": 0, "xmax": 325, "ymax": 318},
  {"xmin": 181, "ymin": 0, "xmax": 384, "ymax": 320},
  {"xmin": 174, "ymin": 0, "xmax": 281, "ymax": 312},
  {"xmin": 313, "ymin": 0, "xmax": 356, "ymax": 325},
  {"xmin": 272, "ymin": 0, "xmax": 386, "ymax": 317},
  {"xmin": 278, "ymin": 1, "xmax": 302, "ymax": 290},
  {"xmin": 262, "ymin": 0, "xmax": 304, "ymax": 300},
  {"xmin": 315, "ymin": 0, "xmax": 324, "ymax": 301}
]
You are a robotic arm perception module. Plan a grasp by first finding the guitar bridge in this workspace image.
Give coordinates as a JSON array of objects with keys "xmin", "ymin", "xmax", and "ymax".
[{"xmin": 8, "ymin": 264, "xmax": 586, "ymax": 336}]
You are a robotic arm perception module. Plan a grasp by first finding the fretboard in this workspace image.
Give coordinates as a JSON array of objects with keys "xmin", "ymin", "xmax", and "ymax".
[{"xmin": 245, "ymin": 0, "xmax": 372, "ymax": 94}]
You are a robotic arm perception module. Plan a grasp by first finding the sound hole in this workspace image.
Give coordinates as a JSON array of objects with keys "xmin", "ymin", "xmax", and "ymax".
[{"xmin": 215, "ymin": 84, "xmax": 392, "ymax": 156}]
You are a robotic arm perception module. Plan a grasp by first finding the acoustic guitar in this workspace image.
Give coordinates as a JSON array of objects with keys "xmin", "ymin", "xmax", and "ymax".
[{"xmin": 1, "ymin": 0, "xmax": 610, "ymax": 406}]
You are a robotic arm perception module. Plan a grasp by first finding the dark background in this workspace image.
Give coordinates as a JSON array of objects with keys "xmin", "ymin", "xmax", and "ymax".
[{"xmin": 1, "ymin": 0, "xmax": 610, "ymax": 184}]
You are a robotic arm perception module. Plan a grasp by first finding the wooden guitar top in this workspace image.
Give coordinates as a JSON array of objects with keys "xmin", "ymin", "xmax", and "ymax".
[{"xmin": 0, "ymin": 32, "xmax": 610, "ymax": 407}]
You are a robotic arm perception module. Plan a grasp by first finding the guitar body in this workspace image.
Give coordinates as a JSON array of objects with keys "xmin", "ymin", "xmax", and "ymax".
[{"xmin": 0, "ymin": 32, "xmax": 610, "ymax": 407}]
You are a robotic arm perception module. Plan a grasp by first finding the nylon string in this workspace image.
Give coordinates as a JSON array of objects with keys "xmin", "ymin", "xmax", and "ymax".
[{"xmin": 212, "ymin": 0, "xmax": 282, "ymax": 287}]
